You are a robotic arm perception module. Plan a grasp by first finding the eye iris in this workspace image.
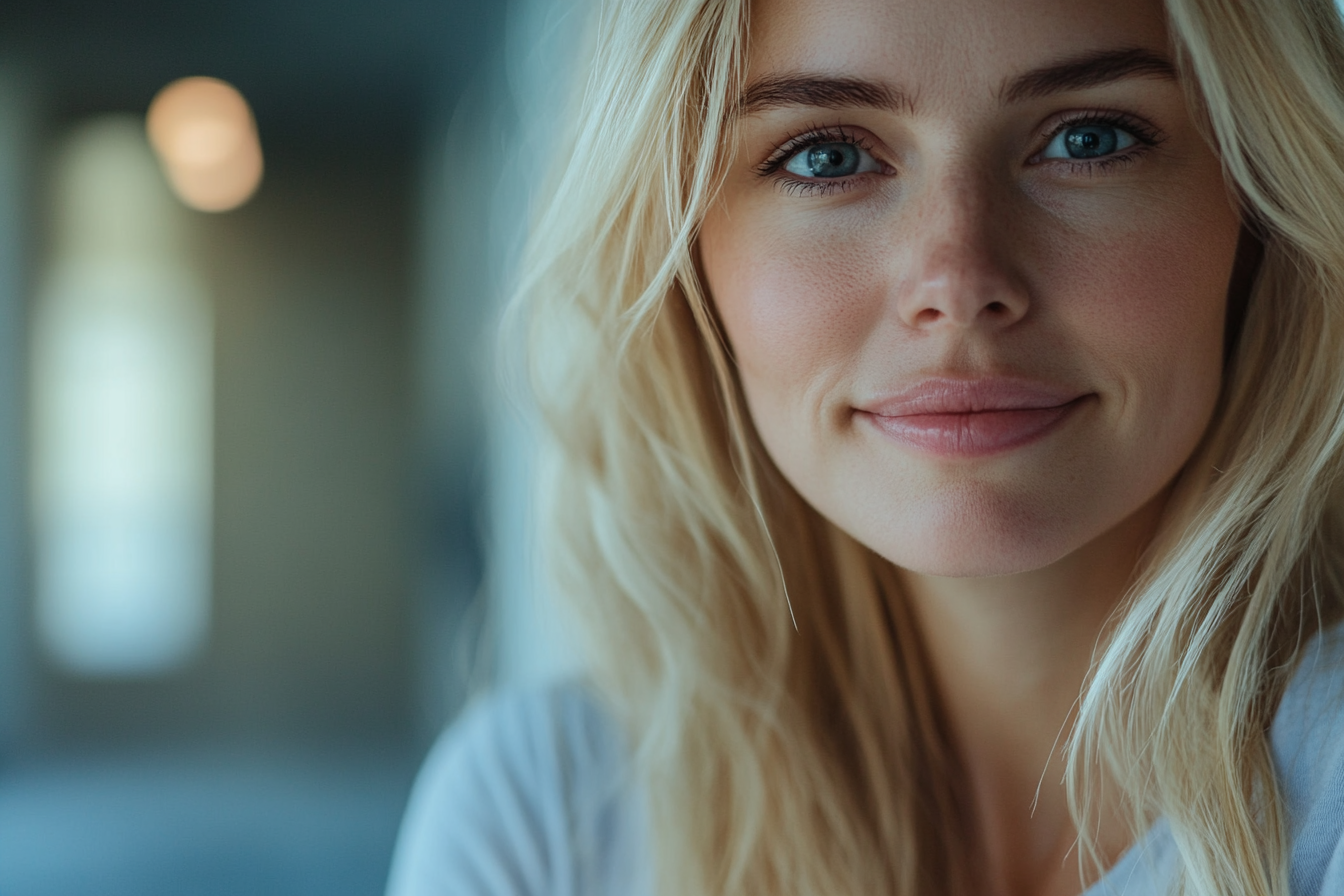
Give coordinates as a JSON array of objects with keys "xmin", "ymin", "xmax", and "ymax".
[
  {"xmin": 806, "ymin": 143, "xmax": 860, "ymax": 177},
  {"xmin": 1064, "ymin": 127, "xmax": 1118, "ymax": 159}
]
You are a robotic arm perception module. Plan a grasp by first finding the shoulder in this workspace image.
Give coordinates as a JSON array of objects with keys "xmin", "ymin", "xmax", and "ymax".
[
  {"xmin": 385, "ymin": 681, "xmax": 645, "ymax": 896},
  {"xmin": 1271, "ymin": 622, "xmax": 1344, "ymax": 893}
]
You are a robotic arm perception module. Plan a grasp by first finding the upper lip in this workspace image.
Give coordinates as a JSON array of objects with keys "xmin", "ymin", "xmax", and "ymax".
[{"xmin": 858, "ymin": 377, "xmax": 1086, "ymax": 417}]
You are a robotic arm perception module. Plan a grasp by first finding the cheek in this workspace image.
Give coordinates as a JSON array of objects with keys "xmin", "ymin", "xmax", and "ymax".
[
  {"xmin": 1044, "ymin": 193, "xmax": 1234, "ymax": 433},
  {"xmin": 701, "ymin": 205, "xmax": 886, "ymax": 415}
]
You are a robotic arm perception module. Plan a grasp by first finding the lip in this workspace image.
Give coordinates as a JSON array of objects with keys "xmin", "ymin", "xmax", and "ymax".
[{"xmin": 856, "ymin": 377, "xmax": 1090, "ymax": 458}]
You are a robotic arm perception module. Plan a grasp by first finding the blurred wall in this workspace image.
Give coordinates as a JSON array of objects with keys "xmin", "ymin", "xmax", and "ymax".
[
  {"xmin": 30, "ymin": 139, "xmax": 417, "ymax": 747},
  {"xmin": 0, "ymin": 4, "xmax": 528, "ymax": 891},
  {"xmin": 205, "ymin": 144, "xmax": 416, "ymax": 742},
  {"xmin": 410, "ymin": 0, "xmax": 594, "ymax": 710},
  {"xmin": 0, "ymin": 0, "xmax": 514, "ymax": 757},
  {"xmin": 487, "ymin": 0, "xmax": 590, "ymax": 690},
  {"xmin": 0, "ymin": 67, "xmax": 36, "ymax": 756}
]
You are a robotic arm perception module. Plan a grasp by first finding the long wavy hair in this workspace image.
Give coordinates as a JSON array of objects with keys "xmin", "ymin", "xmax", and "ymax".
[{"xmin": 509, "ymin": 0, "xmax": 1344, "ymax": 893}]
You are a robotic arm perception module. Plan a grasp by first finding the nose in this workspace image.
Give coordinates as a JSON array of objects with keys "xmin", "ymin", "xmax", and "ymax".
[{"xmin": 892, "ymin": 172, "xmax": 1030, "ymax": 331}]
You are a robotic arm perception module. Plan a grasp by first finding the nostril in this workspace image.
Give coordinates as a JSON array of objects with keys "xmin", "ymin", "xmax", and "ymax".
[{"xmin": 986, "ymin": 300, "xmax": 1008, "ymax": 315}]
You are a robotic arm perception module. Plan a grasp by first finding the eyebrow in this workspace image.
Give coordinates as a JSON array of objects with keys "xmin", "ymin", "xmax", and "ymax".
[
  {"xmin": 739, "ymin": 75, "xmax": 913, "ymax": 115},
  {"xmin": 1000, "ymin": 47, "xmax": 1177, "ymax": 103},
  {"xmin": 737, "ymin": 48, "xmax": 1176, "ymax": 116}
]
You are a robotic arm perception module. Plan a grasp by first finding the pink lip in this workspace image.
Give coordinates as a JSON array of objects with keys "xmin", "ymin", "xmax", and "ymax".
[{"xmin": 857, "ymin": 378, "xmax": 1089, "ymax": 458}]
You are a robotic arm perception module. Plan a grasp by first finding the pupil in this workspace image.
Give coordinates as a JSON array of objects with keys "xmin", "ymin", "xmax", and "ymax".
[
  {"xmin": 1064, "ymin": 127, "xmax": 1116, "ymax": 159},
  {"xmin": 808, "ymin": 144, "xmax": 857, "ymax": 176}
]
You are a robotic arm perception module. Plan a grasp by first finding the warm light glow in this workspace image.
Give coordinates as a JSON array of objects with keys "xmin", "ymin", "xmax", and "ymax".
[{"xmin": 146, "ymin": 76, "xmax": 262, "ymax": 212}]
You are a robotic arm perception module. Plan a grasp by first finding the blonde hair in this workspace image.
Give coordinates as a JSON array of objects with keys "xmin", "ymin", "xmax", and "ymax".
[{"xmin": 511, "ymin": 0, "xmax": 1344, "ymax": 893}]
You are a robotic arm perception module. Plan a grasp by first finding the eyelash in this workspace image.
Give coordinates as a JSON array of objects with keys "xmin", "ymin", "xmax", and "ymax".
[
  {"xmin": 1035, "ymin": 109, "xmax": 1164, "ymax": 175},
  {"xmin": 756, "ymin": 124, "xmax": 884, "ymax": 197},
  {"xmin": 755, "ymin": 111, "xmax": 1165, "ymax": 196}
]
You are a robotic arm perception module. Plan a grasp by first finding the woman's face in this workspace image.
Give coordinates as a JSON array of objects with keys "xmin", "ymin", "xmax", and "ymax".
[{"xmin": 699, "ymin": 0, "xmax": 1241, "ymax": 577}]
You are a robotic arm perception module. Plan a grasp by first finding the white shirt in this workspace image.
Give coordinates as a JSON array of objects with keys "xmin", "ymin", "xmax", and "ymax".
[{"xmin": 387, "ymin": 623, "xmax": 1344, "ymax": 896}]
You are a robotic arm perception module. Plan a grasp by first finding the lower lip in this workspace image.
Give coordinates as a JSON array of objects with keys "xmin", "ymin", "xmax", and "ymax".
[{"xmin": 860, "ymin": 398, "xmax": 1087, "ymax": 458}]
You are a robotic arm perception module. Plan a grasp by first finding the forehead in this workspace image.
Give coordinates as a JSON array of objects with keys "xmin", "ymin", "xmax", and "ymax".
[{"xmin": 747, "ymin": 0, "xmax": 1172, "ymax": 102}]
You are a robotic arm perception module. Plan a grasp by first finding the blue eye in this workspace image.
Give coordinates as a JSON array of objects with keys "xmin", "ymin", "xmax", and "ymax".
[
  {"xmin": 783, "ymin": 142, "xmax": 881, "ymax": 178},
  {"xmin": 1041, "ymin": 125, "xmax": 1138, "ymax": 161}
]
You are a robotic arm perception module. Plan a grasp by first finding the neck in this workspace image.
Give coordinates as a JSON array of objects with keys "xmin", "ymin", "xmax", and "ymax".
[{"xmin": 898, "ymin": 491, "xmax": 1166, "ymax": 896}]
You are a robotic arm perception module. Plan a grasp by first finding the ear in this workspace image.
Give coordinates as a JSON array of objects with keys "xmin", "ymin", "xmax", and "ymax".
[{"xmin": 1224, "ymin": 222, "xmax": 1265, "ymax": 365}]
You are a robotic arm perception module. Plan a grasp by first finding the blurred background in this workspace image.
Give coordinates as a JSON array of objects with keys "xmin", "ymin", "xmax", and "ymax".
[{"xmin": 0, "ymin": 0, "xmax": 583, "ymax": 893}]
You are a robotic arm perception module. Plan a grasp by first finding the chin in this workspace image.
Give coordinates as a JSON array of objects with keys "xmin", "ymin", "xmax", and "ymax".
[
  {"xmin": 888, "ymin": 542, "xmax": 1070, "ymax": 579},
  {"xmin": 858, "ymin": 489, "xmax": 1093, "ymax": 579}
]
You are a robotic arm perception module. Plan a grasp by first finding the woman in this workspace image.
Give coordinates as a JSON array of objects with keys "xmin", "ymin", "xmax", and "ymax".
[{"xmin": 388, "ymin": 0, "xmax": 1344, "ymax": 894}]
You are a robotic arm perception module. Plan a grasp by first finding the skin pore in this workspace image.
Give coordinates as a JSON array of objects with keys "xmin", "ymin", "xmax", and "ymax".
[{"xmin": 697, "ymin": 0, "xmax": 1242, "ymax": 894}]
